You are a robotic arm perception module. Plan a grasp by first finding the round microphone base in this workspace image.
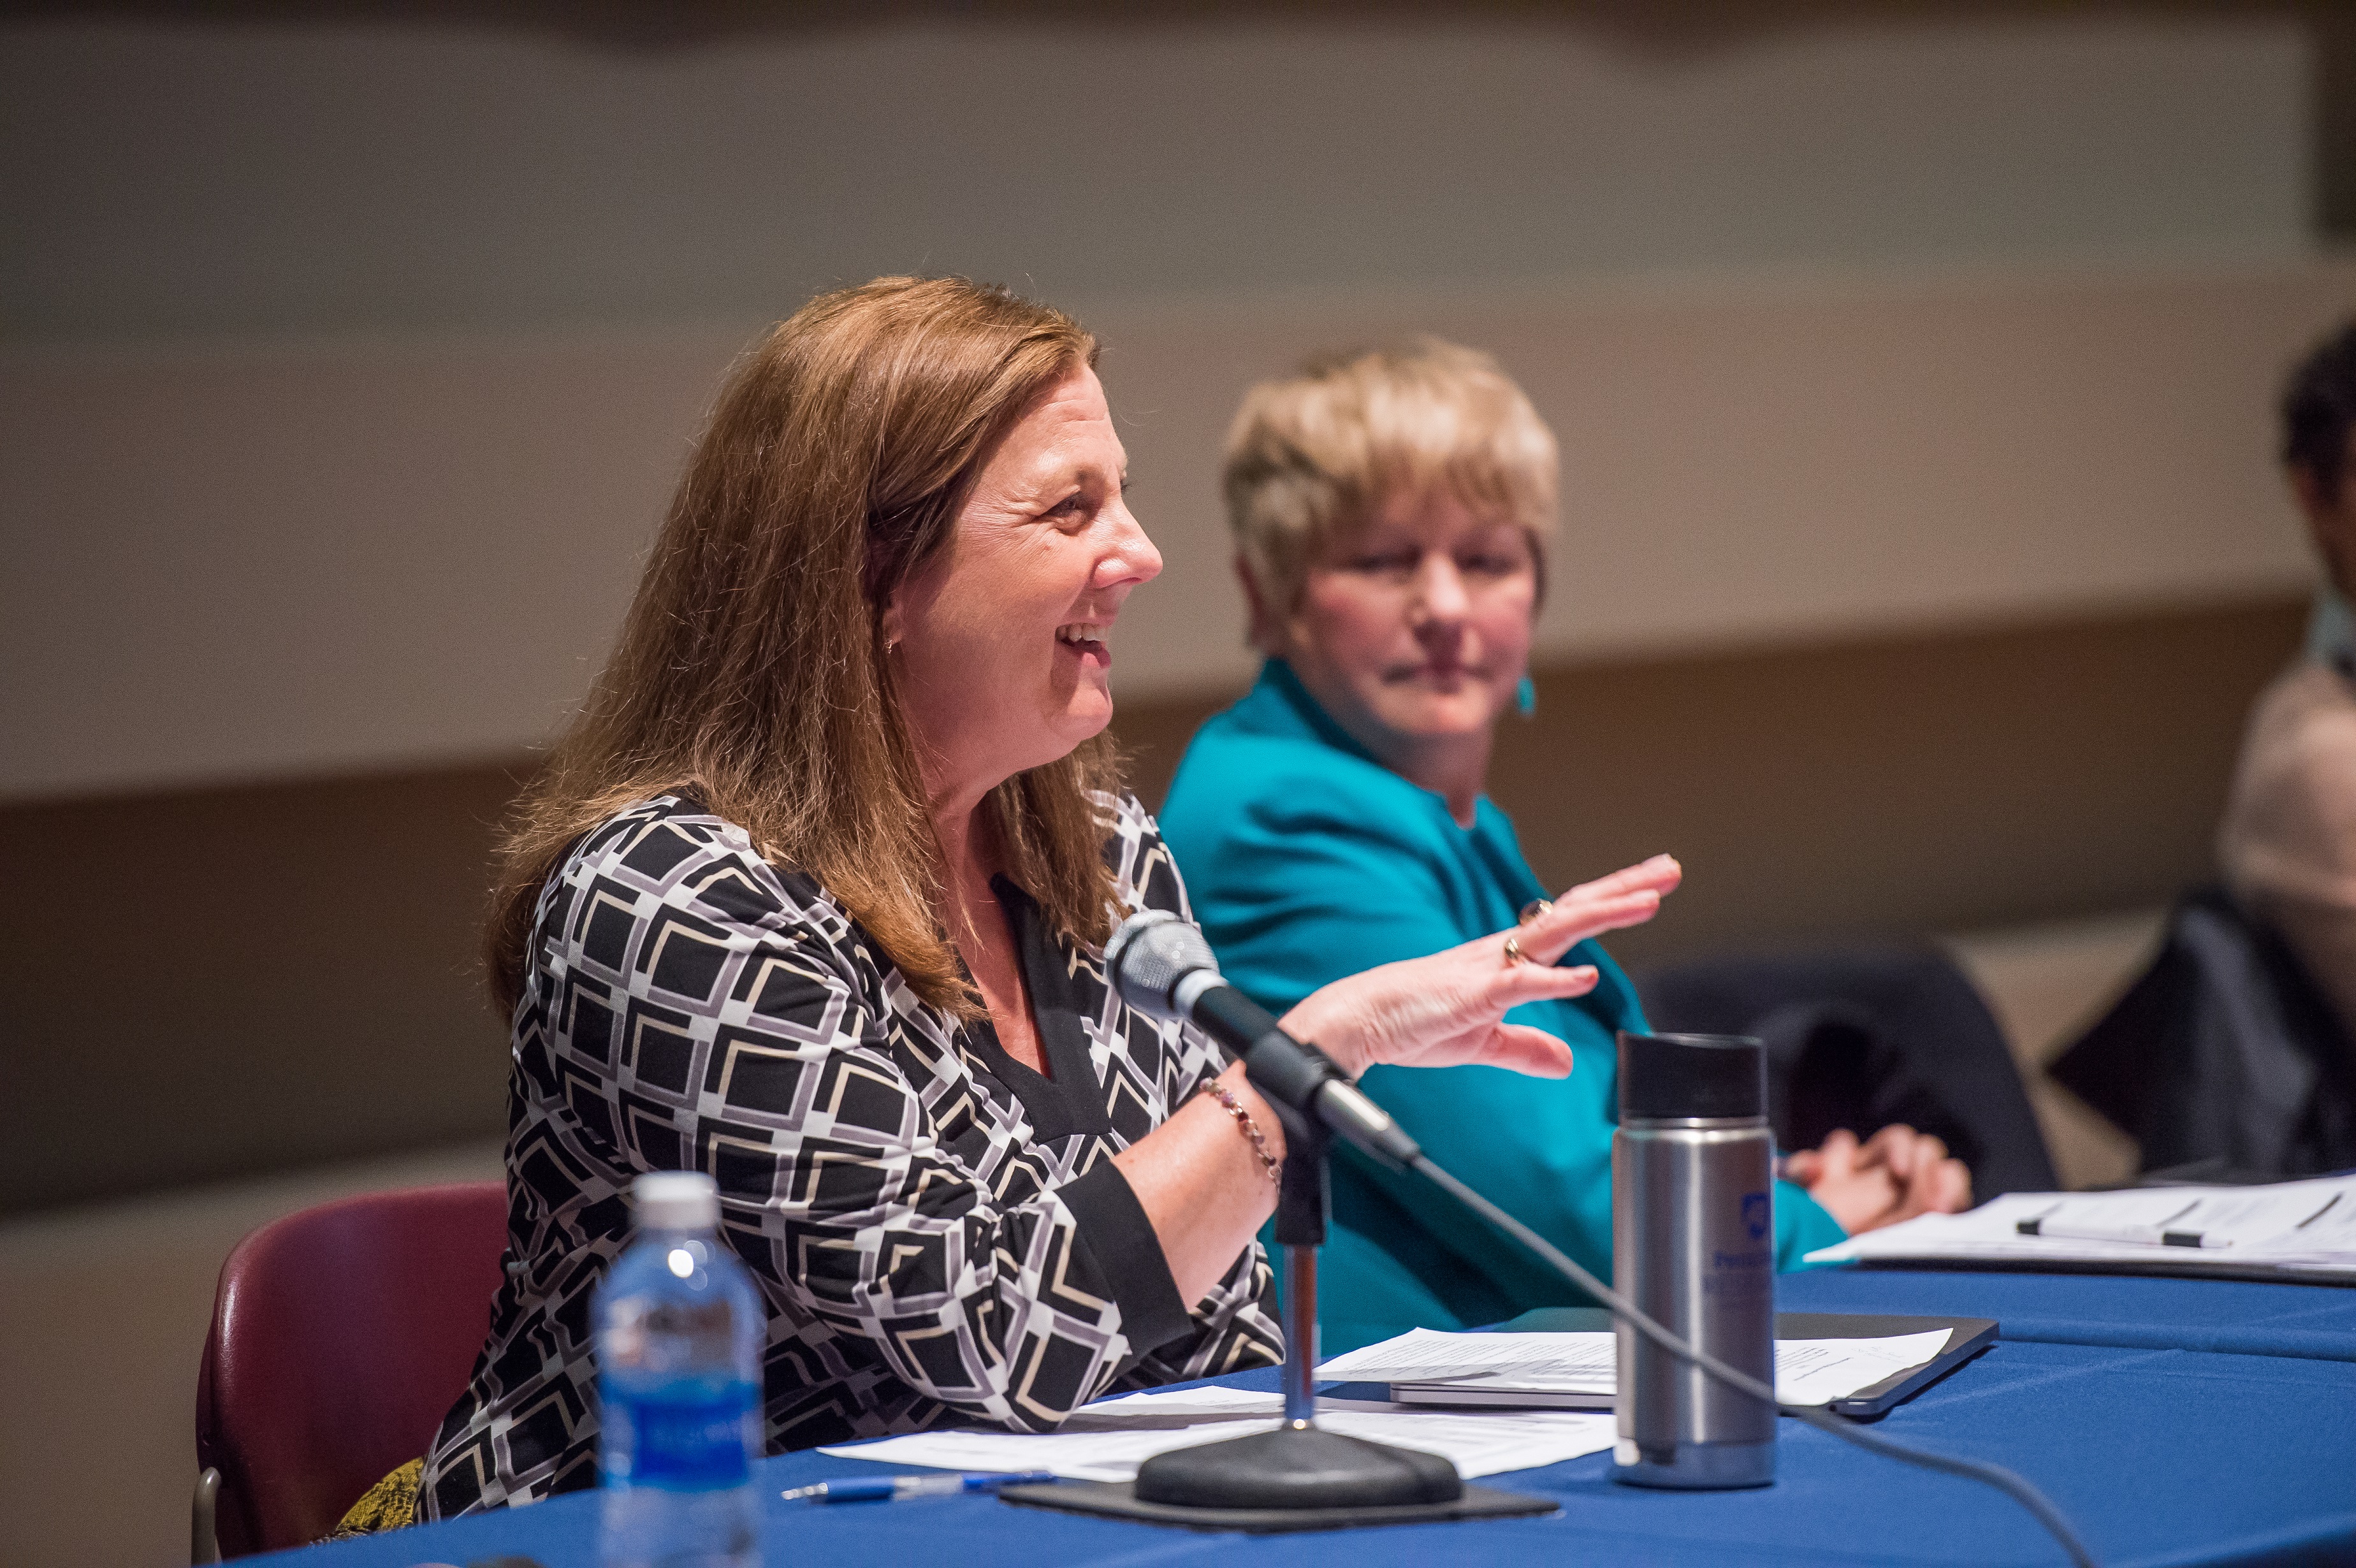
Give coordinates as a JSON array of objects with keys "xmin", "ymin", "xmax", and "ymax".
[
  {"xmin": 999, "ymin": 1426, "xmax": 1555, "ymax": 1534},
  {"xmin": 1135, "ymin": 1426, "xmax": 1460, "ymax": 1510}
]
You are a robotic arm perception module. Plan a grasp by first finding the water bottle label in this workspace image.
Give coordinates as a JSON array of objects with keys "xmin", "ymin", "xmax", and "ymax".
[{"xmin": 609, "ymin": 1383, "xmax": 755, "ymax": 1492}]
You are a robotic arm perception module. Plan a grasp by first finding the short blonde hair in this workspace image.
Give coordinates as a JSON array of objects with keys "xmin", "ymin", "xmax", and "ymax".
[{"xmin": 1221, "ymin": 338, "xmax": 1559, "ymax": 619}]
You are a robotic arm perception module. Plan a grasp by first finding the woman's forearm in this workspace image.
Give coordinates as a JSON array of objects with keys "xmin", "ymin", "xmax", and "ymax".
[{"xmin": 1112, "ymin": 1062, "xmax": 1286, "ymax": 1306}]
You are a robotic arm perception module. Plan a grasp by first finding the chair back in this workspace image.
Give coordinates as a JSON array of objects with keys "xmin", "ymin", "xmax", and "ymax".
[
  {"xmin": 196, "ymin": 1180, "xmax": 508, "ymax": 1555},
  {"xmin": 1638, "ymin": 943, "xmax": 2058, "ymax": 1197},
  {"xmin": 2053, "ymin": 885, "xmax": 2356, "ymax": 1179}
]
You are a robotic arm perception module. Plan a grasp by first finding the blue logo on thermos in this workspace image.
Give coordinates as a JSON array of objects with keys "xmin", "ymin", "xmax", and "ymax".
[{"xmin": 1742, "ymin": 1192, "xmax": 1770, "ymax": 1239}]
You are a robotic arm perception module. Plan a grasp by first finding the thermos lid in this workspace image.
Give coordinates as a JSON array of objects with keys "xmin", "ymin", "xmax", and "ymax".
[{"xmin": 1617, "ymin": 1031, "xmax": 1767, "ymax": 1121}]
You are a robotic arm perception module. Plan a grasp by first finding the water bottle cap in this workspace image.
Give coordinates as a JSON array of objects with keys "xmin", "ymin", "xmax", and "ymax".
[
  {"xmin": 633, "ymin": 1170, "xmax": 719, "ymax": 1230},
  {"xmin": 1617, "ymin": 1031, "xmax": 1766, "ymax": 1121}
]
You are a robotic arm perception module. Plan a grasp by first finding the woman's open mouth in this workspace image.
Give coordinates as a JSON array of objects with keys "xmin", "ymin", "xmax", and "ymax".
[{"xmin": 1056, "ymin": 621, "xmax": 1112, "ymax": 667}]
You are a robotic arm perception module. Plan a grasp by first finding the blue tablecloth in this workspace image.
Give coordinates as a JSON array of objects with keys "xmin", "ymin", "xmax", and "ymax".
[
  {"xmin": 1779, "ymin": 1264, "xmax": 2356, "ymax": 1362},
  {"xmin": 264, "ymin": 1268, "xmax": 2356, "ymax": 1568}
]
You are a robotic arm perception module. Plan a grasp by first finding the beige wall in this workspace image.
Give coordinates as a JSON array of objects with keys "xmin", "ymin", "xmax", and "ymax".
[
  {"xmin": 1, "ymin": 5, "xmax": 2336, "ymax": 803},
  {"xmin": 1102, "ymin": 263, "xmax": 2342, "ymax": 681},
  {"xmin": 0, "ymin": 11, "xmax": 2312, "ymax": 344},
  {"xmin": 5, "ymin": 259, "xmax": 2346, "ymax": 802}
]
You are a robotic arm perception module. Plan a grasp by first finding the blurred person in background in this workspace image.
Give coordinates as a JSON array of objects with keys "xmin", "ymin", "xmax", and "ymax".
[
  {"xmin": 2054, "ymin": 323, "xmax": 2356, "ymax": 1179},
  {"xmin": 2220, "ymin": 322, "xmax": 2356, "ymax": 1052},
  {"xmin": 1158, "ymin": 342, "xmax": 1972, "ymax": 1354}
]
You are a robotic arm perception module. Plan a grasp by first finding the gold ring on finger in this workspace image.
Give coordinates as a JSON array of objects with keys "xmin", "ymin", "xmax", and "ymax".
[
  {"xmin": 1502, "ymin": 936, "xmax": 1523, "ymax": 966},
  {"xmin": 1518, "ymin": 899, "xmax": 1552, "ymax": 926}
]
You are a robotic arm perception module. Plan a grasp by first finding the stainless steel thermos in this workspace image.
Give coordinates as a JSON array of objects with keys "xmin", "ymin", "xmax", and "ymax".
[{"xmin": 1611, "ymin": 1031, "xmax": 1778, "ymax": 1489}]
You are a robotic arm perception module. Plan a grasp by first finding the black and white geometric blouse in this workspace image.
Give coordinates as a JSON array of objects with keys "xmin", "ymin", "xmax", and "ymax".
[{"xmin": 420, "ymin": 792, "xmax": 1281, "ymax": 1519}]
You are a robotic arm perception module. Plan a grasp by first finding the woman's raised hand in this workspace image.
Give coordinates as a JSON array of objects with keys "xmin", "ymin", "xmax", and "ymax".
[{"xmin": 1279, "ymin": 855, "xmax": 1683, "ymax": 1081}]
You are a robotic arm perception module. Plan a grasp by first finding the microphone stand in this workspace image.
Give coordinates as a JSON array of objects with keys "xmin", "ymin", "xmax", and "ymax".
[
  {"xmin": 1003, "ymin": 922, "xmax": 1549, "ymax": 1527},
  {"xmin": 1275, "ymin": 1114, "xmax": 1327, "ymax": 1431},
  {"xmin": 1024, "ymin": 1112, "xmax": 1546, "ymax": 1528}
]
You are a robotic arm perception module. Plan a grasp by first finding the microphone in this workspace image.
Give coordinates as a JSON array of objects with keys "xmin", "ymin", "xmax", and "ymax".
[{"xmin": 1105, "ymin": 911, "xmax": 1422, "ymax": 1169}]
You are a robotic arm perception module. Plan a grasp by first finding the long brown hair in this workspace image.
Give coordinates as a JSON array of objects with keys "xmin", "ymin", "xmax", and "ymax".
[{"xmin": 485, "ymin": 277, "xmax": 1123, "ymax": 1016}]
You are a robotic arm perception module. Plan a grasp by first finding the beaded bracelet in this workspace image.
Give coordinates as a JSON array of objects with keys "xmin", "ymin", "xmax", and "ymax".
[{"xmin": 1199, "ymin": 1078, "xmax": 1281, "ymax": 1186}]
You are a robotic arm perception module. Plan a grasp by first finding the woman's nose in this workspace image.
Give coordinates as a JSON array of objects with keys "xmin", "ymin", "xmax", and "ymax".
[
  {"xmin": 1413, "ymin": 555, "xmax": 1470, "ymax": 623},
  {"xmin": 1096, "ymin": 499, "xmax": 1163, "ymax": 590}
]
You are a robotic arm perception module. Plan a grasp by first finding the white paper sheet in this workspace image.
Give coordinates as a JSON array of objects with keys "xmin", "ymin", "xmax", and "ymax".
[
  {"xmin": 816, "ymin": 1386, "xmax": 1615, "ymax": 1483},
  {"xmin": 1805, "ymin": 1173, "xmax": 2356, "ymax": 1276},
  {"xmin": 1773, "ymin": 1331, "xmax": 1952, "ymax": 1405},
  {"xmin": 1319, "ymin": 1328, "xmax": 1609, "ymax": 1386},
  {"xmin": 1320, "ymin": 1326, "xmax": 1952, "ymax": 1406}
]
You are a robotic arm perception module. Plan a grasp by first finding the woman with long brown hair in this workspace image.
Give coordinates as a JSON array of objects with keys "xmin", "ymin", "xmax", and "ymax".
[{"xmin": 419, "ymin": 277, "xmax": 1679, "ymax": 1518}]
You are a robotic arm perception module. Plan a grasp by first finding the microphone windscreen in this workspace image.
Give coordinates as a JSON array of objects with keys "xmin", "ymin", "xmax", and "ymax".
[{"xmin": 1105, "ymin": 910, "xmax": 1218, "ymax": 1020}]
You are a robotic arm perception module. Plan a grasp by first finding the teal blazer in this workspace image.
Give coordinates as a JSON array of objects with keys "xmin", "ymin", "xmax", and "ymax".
[{"xmin": 1158, "ymin": 660, "xmax": 1846, "ymax": 1354}]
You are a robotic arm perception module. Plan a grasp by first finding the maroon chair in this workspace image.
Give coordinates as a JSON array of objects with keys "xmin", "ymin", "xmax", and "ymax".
[{"xmin": 193, "ymin": 1180, "xmax": 509, "ymax": 1560}]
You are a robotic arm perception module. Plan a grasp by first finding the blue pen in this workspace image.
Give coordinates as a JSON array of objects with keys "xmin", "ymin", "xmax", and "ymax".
[{"xmin": 782, "ymin": 1470, "xmax": 1059, "ymax": 1502}]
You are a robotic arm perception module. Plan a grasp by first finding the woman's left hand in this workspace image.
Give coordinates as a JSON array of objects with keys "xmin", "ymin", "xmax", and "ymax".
[{"xmin": 1279, "ymin": 854, "xmax": 1683, "ymax": 1080}]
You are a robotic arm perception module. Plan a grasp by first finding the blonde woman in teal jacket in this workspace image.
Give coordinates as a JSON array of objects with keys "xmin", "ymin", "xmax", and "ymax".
[{"xmin": 1159, "ymin": 342, "xmax": 1970, "ymax": 1355}]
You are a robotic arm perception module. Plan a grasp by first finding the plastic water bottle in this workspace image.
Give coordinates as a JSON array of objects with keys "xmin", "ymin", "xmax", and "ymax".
[{"xmin": 597, "ymin": 1172, "xmax": 764, "ymax": 1568}]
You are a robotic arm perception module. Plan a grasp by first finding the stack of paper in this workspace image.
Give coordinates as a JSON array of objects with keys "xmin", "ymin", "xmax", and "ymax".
[
  {"xmin": 1316, "ymin": 1326, "xmax": 1952, "ymax": 1409},
  {"xmin": 1805, "ymin": 1172, "xmax": 2356, "ymax": 1277},
  {"xmin": 815, "ymin": 1319, "xmax": 1972, "ymax": 1481},
  {"xmin": 818, "ymin": 1383, "xmax": 1615, "ymax": 1483}
]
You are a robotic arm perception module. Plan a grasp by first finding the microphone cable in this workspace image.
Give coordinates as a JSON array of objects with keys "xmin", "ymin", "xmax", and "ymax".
[{"xmin": 1407, "ymin": 1154, "xmax": 2099, "ymax": 1568}]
